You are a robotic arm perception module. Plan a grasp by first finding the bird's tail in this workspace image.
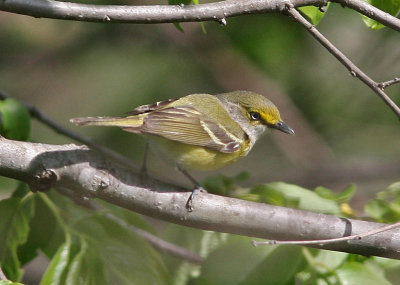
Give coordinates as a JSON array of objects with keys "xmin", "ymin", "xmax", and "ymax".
[{"xmin": 70, "ymin": 116, "xmax": 143, "ymax": 129}]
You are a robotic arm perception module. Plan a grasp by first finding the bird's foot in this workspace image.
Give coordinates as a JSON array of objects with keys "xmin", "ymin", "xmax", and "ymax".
[
  {"xmin": 139, "ymin": 167, "xmax": 149, "ymax": 185},
  {"xmin": 186, "ymin": 186, "xmax": 207, "ymax": 212}
]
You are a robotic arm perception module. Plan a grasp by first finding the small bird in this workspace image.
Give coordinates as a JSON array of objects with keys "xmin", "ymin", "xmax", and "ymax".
[{"xmin": 70, "ymin": 91, "xmax": 294, "ymax": 211}]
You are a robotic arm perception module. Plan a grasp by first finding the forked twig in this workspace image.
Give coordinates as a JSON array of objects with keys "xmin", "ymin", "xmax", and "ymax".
[
  {"xmin": 286, "ymin": 5, "xmax": 400, "ymax": 120},
  {"xmin": 378, "ymin": 77, "xmax": 400, "ymax": 90}
]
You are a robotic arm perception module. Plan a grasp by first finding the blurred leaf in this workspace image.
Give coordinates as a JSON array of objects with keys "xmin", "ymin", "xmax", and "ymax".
[
  {"xmin": 197, "ymin": 235, "xmax": 276, "ymax": 285},
  {"xmin": 249, "ymin": 182, "xmax": 341, "ymax": 215},
  {"xmin": 168, "ymin": 0, "xmax": 194, "ymax": 32},
  {"xmin": 40, "ymin": 240, "xmax": 72, "ymax": 285},
  {"xmin": 65, "ymin": 240, "xmax": 107, "ymax": 285},
  {"xmin": 97, "ymin": 200, "xmax": 156, "ymax": 234},
  {"xmin": 340, "ymin": 203, "xmax": 355, "ymax": 217},
  {"xmin": 163, "ymin": 224, "xmax": 225, "ymax": 283},
  {"xmin": 11, "ymin": 183, "xmax": 30, "ymax": 199},
  {"xmin": 303, "ymin": 248, "xmax": 348, "ymax": 275},
  {"xmin": 299, "ymin": 4, "xmax": 330, "ymax": 25},
  {"xmin": 202, "ymin": 172, "xmax": 249, "ymax": 196},
  {"xmin": 315, "ymin": 184, "xmax": 356, "ymax": 204},
  {"xmin": 0, "ymin": 281, "xmax": 25, "ymax": 285},
  {"xmin": 365, "ymin": 182, "xmax": 400, "ymax": 222},
  {"xmin": 365, "ymin": 199, "xmax": 392, "ymax": 222},
  {"xmin": 336, "ymin": 262, "xmax": 392, "ymax": 284},
  {"xmin": 363, "ymin": 0, "xmax": 400, "ymax": 30},
  {"xmin": 376, "ymin": 182, "xmax": 400, "ymax": 200},
  {"xmin": 73, "ymin": 214, "xmax": 170, "ymax": 285},
  {"xmin": 238, "ymin": 246, "xmax": 305, "ymax": 285},
  {"xmin": 18, "ymin": 195, "xmax": 64, "ymax": 265},
  {"xmin": 0, "ymin": 194, "xmax": 34, "ymax": 281},
  {"xmin": 0, "ymin": 98, "xmax": 30, "ymax": 141}
]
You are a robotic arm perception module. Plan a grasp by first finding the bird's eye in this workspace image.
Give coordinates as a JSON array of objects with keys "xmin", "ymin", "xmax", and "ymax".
[{"xmin": 249, "ymin": 112, "xmax": 261, "ymax": 121}]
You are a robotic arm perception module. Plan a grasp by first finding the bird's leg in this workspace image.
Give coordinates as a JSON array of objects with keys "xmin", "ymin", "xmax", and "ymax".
[
  {"xmin": 139, "ymin": 141, "xmax": 149, "ymax": 184},
  {"xmin": 177, "ymin": 165, "xmax": 207, "ymax": 212}
]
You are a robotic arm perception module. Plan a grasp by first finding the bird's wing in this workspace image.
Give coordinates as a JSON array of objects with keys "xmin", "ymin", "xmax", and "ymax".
[
  {"xmin": 124, "ymin": 105, "xmax": 242, "ymax": 153},
  {"xmin": 126, "ymin": 98, "xmax": 179, "ymax": 115}
]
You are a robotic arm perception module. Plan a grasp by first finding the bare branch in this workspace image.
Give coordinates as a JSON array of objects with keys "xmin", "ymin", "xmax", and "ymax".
[
  {"xmin": 253, "ymin": 222, "xmax": 400, "ymax": 246},
  {"xmin": 332, "ymin": 0, "xmax": 400, "ymax": 32},
  {"xmin": 1, "ymin": 137, "xmax": 400, "ymax": 259},
  {"xmin": 0, "ymin": 90, "xmax": 139, "ymax": 171},
  {"xmin": 0, "ymin": 0, "xmax": 399, "ymax": 32},
  {"xmin": 285, "ymin": 6, "xmax": 400, "ymax": 119},
  {"xmin": 378, "ymin": 77, "xmax": 400, "ymax": 90}
]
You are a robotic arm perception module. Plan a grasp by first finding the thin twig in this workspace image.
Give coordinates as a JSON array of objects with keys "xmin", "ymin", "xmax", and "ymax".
[
  {"xmin": 0, "ymin": 0, "xmax": 399, "ymax": 32},
  {"xmin": 57, "ymin": 187, "xmax": 203, "ymax": 264},
  {"xmin": 0, "ymin": 267, "xmax": 7, "ymax": 280},
  {"xmin": 332, "ymin": 0, "xmax": 400, "ymax": 32},
  {"xmin": 285, "ymin": 6, "xmax": 400, "ymax": 120},
  {"xmin": 378, "ymin": 77, "xmax": 400, "ymax": 90},
  {"xmin": 252, "ymin": 222, "xmax": 400, "ymax": 246},
  {"xmin": 0, "ymin": 90, "xmax": 139, "ymax": 171}
]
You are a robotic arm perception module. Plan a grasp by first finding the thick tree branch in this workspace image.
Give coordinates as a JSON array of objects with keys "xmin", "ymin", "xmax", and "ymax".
[
  {"xmin": 0, "ymin": 0, "xmax": 399, "ymax": 32},
  {"xmin": 1, "ymin": 137, "xmax": 400, "ymax": 259}
]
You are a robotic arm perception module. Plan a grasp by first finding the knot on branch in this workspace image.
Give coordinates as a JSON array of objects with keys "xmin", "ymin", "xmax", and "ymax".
[
  {"xmin": 278, "ymin": 0, "xmax": 294, "ymax": 14},
  {"xmin": 92, "ymin": 172, "xmax": 110, "ymax": 192},
  {"xmin": 30, "ymin": 169, "xmax": 58, "ymax": 192}
]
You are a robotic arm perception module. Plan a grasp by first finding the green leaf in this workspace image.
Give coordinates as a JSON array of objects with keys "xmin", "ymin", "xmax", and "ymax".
[
  {"xmin": 40, "ymin": 240, "xmax": 72, "ymax": 285},
  {"xmin": 0, "ymin": 195, "xmax": 34, "ymax": 281},
  {"xmin": 97, "ymin": 200, "xmax": 156, "ymax": 234},
  {"xmin": 197, "ymin": 236, "xmax": 275, "ymax": 285},
  {"xmin": 18, "ymin": 195, "xmax": 65, "ymax": 266},
  {"xmin": 168, "ymin": 0, "xmax": 192, "ymax": 32},
  {"xmin": 376, "ymin": 182, "xmax": 400, "ymax": 200},
  {"xmin": 365, "ymin": 199, "xmax": 390, "ymax": 222},
  {"xmin": 298, "ymin": 4, "xmax": 330, "ymax": 26},
  {"xmin": 363, "ymin": 0, "xmax": 400, "ymax": 30},
  {"xmin": 65, "ymin": 240, "xmax": 107, "ymax": 285},
  {"xmin": 365, "ymin": 182, "xmax": 400, "ymax": 222},
  {"xmin": 303, "ymin": 248, "xmax": 348, "ymax": 275},
  {"xmin": 73, "ymin": 214, "xmax": 170, "ymax": 284},
  {"xmin": 202, "ymin": 172, "xmax": 250, "ymax": 196},
  {"xmin": 0, "ymin": 281, "xmax": 25, "ymax": 285},
  {"xmin": 315, "ymin": 184, "xmax": 356, "ymax": 204},
  {"xmin": 0, "ymin": 98, "xmax": 30, "ymax": 141},
  {"xmin": 198, "ymin": 235, "xmax": 304, "ymax": 285},
  {"xmin": 238, "ymin": 246, "xmax": 305, "ymax": 285},
  {"xmin": 336, "ymin": 262, "xmax": 392, "ymax": 285},
  {"xmin": 250, "ymin": 182, "xmax": 341, "ymax": 215}
]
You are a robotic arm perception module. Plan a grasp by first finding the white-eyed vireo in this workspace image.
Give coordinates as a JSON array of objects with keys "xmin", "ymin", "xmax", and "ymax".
[{"xmin": 71, "ymin": 91, "xmax": 294, "ymax": 210}]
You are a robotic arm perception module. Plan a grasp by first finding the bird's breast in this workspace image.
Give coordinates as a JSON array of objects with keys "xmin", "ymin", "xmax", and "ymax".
[{"xmin": 147, "ymin": 135, "xmax": 251, "ymax": 171}]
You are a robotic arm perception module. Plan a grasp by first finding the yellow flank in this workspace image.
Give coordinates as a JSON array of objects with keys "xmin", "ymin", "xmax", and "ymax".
[{"xmin": 147, "ymin": 135, "xmax": 251, "ymax": 171}]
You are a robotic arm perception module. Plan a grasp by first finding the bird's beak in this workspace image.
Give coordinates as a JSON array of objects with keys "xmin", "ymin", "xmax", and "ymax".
[{"xmin": 272, "ymin": 121, "xmax": 295, "ymax": 135}]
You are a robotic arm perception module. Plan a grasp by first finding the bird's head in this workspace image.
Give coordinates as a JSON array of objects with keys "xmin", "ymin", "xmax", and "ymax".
[{"xmin": 221, "ymin": 91, "xmax": 295, "ymax": 135}]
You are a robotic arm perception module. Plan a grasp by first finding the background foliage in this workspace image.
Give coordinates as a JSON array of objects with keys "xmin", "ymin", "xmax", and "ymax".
[{"xmin": 1, "ymin": 0, "xmax": 400, "ymax": 284}]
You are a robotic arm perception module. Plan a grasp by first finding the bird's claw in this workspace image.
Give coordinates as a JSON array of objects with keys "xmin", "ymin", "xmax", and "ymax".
[{"xmin": 186, "ymin": 186, "xmax": 207, "ymax": 212}]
